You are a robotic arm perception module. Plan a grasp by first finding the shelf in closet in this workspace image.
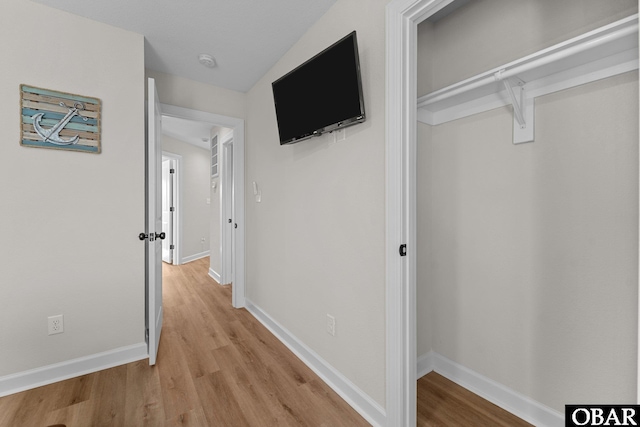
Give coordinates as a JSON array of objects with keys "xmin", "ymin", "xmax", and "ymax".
[{"xmin": 416, "ymin": 14, "xmax": 639, "ymax": 144}]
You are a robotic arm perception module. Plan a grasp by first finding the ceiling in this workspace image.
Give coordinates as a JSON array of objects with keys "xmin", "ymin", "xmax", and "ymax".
[
  {"xmin": 30, "ymin": 0, "xmax": 337, "ymax": 147},
  {"xmin": 161, "ymin": 116, "xmax": 220, "ymax": 150},
  {"xmin": 30, "ymin": 0, "xmax": 337, "ymax": 93}
]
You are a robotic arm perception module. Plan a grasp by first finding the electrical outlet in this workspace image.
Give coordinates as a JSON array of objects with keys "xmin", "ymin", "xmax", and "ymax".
[
  {"xmin": 326, "ymin": 314, "xmax": 336, "ymax": 336},
  {"xmin": 48, "ymin": 315, "xmax": 64, "ymax": 335}
]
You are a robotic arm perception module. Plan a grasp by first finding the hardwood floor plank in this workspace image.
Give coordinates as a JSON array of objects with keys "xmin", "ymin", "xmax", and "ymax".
[
  {"xmin": 210, "ymin": 344, "xmax": 295, "ymax": 427},
  {"xmin": 0, "ymin": 392, "xmax": 25, "ymax": 427},
  {"xmin": 171, "ymin": 307, "xmax": 221, "ymax": 379},
  {"xmin": 164, "ymin": 406, "xmax": 209, "ymax": 427},
  {"xmin": 301, "ymin": 378, "xmax": 371, "ymax": 427},
  {"xmin": 417, "ymin": 372, "xmax": 532, "ymax": 427},
  {"xmin": 44, "ymin": 400, "xmax": 94, "ymax": 427},
  {"xmin": 84, "ymin": 365, "xmax": 128, "ymax": 427},
  {"xmin": 51, "ymin": 374, "xmax": 94, "ymax": 410},
  {"xmin": 178, "ymin": 292, "xmax": 232, "ymax": 351},
  {"xmin": 123, "ymin": 359, "xmax": 165, "ymax": 426},
  {"xmin": 156, "ymin": 329, "xmax": 201, "ymax": 421},
  {"xmin": 194, "ymin": 370, "xmax": 252, "ymax": 427},
  {"xmin": 4, "ymin": 381, "xmax": 66, "ymax": 426}
]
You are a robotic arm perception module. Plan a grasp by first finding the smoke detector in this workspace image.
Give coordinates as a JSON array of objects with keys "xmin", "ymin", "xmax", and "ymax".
[{"xmin": 198, "ymin": 54, "xmax": 216, "ymax": 69}]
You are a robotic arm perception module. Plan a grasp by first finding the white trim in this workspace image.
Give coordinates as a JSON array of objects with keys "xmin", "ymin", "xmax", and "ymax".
[
  {"xmin": 417, "ymin": 50, "xmax": 639, "ymax": 126},
  {"xmin": 385, "ymin": 1, "xmax": 454, "ymax": 425},
  {"xmin": 208, "ymin": 267, "xmax": 221, "ymax": 283},
  {"xmin": 182, "ymin": 250, "xmax": 210, "ymax": 264},
  {"xmin": 416, "ymin": 352, "xmax": 564, "ymax": 427},
  {"xmin": 162, "ymin": 151, "xmax": 182, "ymax": 265},
  {"xmin": 244, "ymin": 299, "xmax": 386, "ymax": 427},
  {"xmin": 416, "ymin": 351, "xmax": 435, "ymax": 379},
  {"xmin": 159, "ymin": 104, "xmax": 245, "ymax": 308},
  {"xmin": 220, "ymin": 136, "xmax": 234, "ymax": 287},
  {"xmin": 0, "ymin": 343, "xmax": 147, "ymax": 398},
  {"xmin": 389, "ymin": 2, "xmax": 640, "ymax": 422}
]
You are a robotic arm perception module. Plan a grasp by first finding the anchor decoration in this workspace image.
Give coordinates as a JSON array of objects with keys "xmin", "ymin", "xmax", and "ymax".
[
  {"xmin": 20, "ymin": 84, "xmax": 102, "ymax": 154},
  {"xmin": 32, "ymin": 101, "xmax": 89, "ymax": 146}
]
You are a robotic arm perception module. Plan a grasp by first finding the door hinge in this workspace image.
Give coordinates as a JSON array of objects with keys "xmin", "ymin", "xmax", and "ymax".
[
  {"xmin": 170, "ymin": 207, "xmax": 175, "ymax": 212},
  {"xmin": 145, "ymin": 328, "xmax": 149, "ymax": 341},
  {"xmin": 399, "ymin": 244, "xmax": 407, "ymax": 257},
  {"xmin": 170, "ymin": 244, "xmax": 175, "ymax": 250},
  {"xmin": 170, "ymin": 168, "xmax": 175, "ymax": 174}
]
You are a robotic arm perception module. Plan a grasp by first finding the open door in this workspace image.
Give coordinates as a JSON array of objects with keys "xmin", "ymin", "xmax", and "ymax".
[
  {"xmin": 146, "ymin": 77, "xmax": 163, "ymax": 365},
  {"xmin": 161, "ymin": 158, "xmax": 174, "ymax": 264},
  {"xmin": 221, "ymin": 138, "xmax": 234, "ymax": 286}
]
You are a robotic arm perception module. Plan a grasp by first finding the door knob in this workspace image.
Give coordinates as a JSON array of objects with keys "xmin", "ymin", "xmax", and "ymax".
[{"xmin": 155, "ymin": 232, "xmax": 166, "ymax": 240}]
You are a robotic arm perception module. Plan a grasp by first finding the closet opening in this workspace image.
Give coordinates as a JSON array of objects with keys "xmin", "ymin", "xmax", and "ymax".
[{"xmin": 385, "ymin": 0, "xmax": 639, "ymax": 425}]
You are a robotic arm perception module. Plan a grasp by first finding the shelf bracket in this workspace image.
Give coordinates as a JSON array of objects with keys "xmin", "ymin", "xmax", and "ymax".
[{"xmin": 495, "ymin": 70, "xmax": 534, "ymax": 144}]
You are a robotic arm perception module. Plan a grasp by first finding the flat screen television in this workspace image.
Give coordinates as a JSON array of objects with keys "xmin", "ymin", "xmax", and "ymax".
[{"xmin": 272, "ymin": 31, "xmax": 366, "ymax": 145}]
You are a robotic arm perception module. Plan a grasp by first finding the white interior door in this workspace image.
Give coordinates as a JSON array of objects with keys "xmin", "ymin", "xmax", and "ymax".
[
  {"xmin": 161, "ymin": 159, "xmax": 173, "ymax": 263},
  {"xmin": 221, "ymin": 139, "xmax": 234, "ymax": 286},
  {"xmin": 147, "ymin": 77, "xmax": 163, "ymax": 366}
]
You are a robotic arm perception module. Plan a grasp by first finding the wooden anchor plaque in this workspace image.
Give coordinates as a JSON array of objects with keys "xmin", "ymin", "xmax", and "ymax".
[{"xmin": 20, "ymin": 85, "xmax": 101, "ymax": 154}]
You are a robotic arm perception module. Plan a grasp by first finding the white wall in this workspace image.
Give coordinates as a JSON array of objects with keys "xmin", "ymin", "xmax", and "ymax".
[
  {"xmin": 0, "ymin": 0, "xmax": 145, "ymax": 376},
  {"xmin": 417, "ymin": 0, "xmax": 638, "ymax": 412},
  {"xmin": 245, "ymin": 0, "xmax": 388, "ymax": 406},
  {"xmin": 146, "ymin": 70, "xmax": 246, "ymax": 119},
  {"xmin": 162, "ymin": 135, "xmax": 211, "ymax": 261}
]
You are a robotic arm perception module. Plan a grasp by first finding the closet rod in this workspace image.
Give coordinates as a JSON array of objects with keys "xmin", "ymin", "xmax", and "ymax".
[{"xmin": 417, "ymin": 15, "xmax": 638, "ymax": 108}]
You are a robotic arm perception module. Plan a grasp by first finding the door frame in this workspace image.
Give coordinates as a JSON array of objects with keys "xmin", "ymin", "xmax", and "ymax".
[
  {"xmin": 159, "ymin": 103, "xmax": 246, "ymax": 308},
  {"xmin": 162, "ymin": 152, "xmax": 182, "ymax": 265},
  {"xmin": 220, "ymin": 133, "xmax": 234, "ymax": 286},
  {"xmin": 385, "ymin": 0, "xmax": 459, "ymax": 425},
  {"xmin": 386, "ymin": 0, "xmax": 640, "ymax": 424}
]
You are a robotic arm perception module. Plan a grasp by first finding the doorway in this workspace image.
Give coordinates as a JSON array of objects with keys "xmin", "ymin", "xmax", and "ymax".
[
  {"xmin": 386, "ymin": 1, "xmax": 640, "ymax": 425},
  {"xmin": 221, "ymin": 135, "xmax": 234, "ymax": 286},
  {"xmin": 161, "ymin": 154, "xmax": 180, "ymax": 264},
  {"xmin": 150, "ymin": 102, "xmax": 246, "ymax": 309}
]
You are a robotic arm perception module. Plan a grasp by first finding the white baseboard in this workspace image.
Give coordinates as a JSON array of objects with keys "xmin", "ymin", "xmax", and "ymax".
[
  {"xmin": 182, "ymin": 250, "xmax": 210, "ymax": 264},
  {"xmin": 0, "ymin": 342, "xmax": 147, "ymax": 398},
  {"xmin": 245, "ymin": 299, "xmax": 386, "ymax": 427},
  {"xmin": 417, "ymin": 351, "xmax": 564, "ymax": 427},
  {"xmin": 417, "ymin": 351, "xmax": 435, "ymax": 379},
  {"xmin": 208, "ymin": 268, "xmax": 221, "ymax": 283}
]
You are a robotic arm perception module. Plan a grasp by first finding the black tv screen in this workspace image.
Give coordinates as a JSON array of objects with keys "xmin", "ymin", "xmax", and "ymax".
[{"xmin": 272, "ymin": 31, "xmax": 366, "ymax": 145}]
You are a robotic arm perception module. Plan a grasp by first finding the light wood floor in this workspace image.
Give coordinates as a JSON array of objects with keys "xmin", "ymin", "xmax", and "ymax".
[
  {"xmin": 0, "ymin": 257, "xmax": 531, "ymax": 427},
  {"xmin": 417, "ymin": 372, "xmax": 532, "ymax": 426},
  {"xmin": 0, "ymin": 258, "xmax": 370, "ymax": 427}
]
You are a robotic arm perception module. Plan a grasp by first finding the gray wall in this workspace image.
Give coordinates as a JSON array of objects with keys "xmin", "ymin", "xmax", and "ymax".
[{"xmin": 417, "ymin": 0, "xmax": 638, "ymax": 411}]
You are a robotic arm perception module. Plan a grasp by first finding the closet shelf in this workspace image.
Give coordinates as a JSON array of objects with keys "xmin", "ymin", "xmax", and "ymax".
[{"xmin": 417, "ymin": 14, "xmax": 639, "ymax": 144}]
